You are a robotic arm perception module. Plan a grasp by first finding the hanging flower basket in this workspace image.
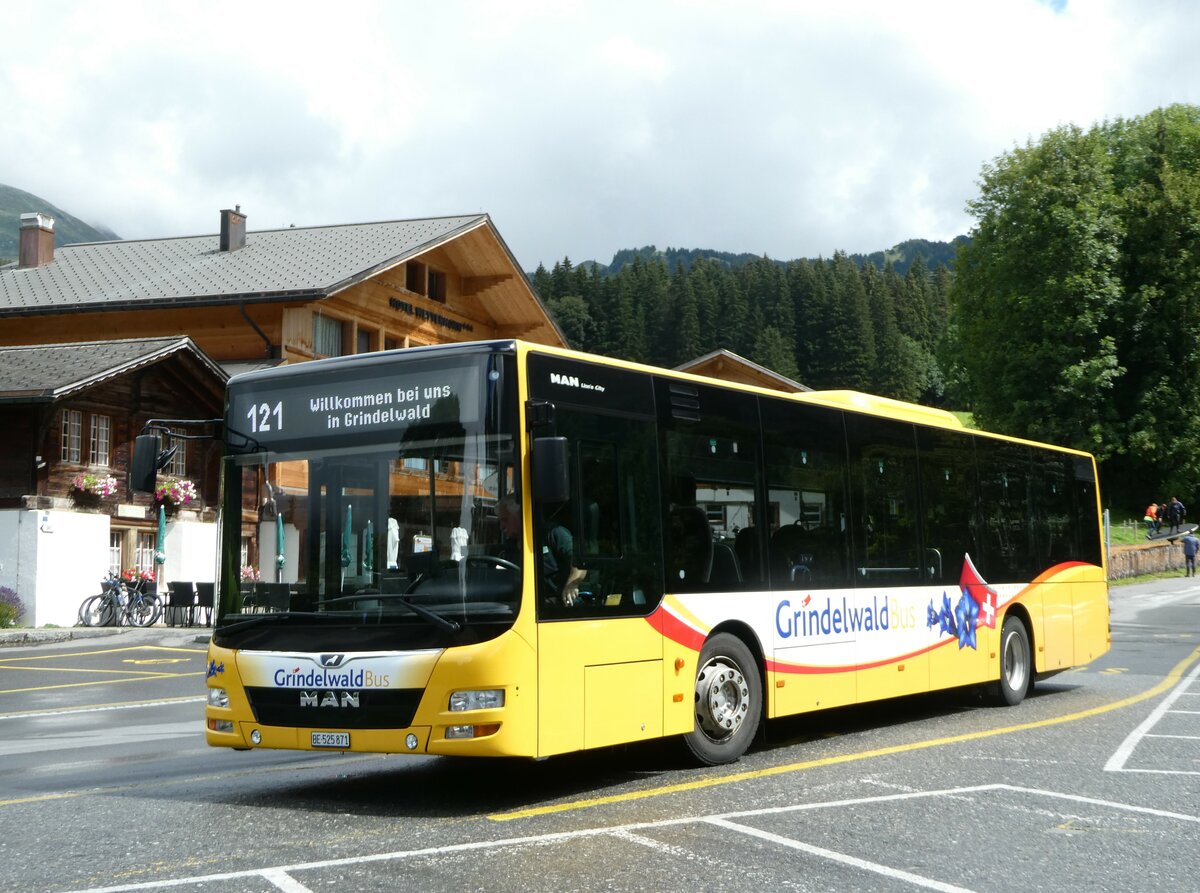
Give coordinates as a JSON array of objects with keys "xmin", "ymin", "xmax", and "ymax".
[
  {"xmin": 71, "ymin": 473, "xmax": 118, "ymax": 507},
  {"xmin": 155, "ymin": 478, "xmax": 198, "ymax": 515}
]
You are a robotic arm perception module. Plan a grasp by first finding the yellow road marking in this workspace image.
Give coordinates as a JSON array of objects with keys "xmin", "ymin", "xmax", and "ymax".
[
  {"xmin": 0, "ymin": 674, "xmax": 199, "ymax": 695},
  {"xmin": 489, "ymin": 647, "xmax": 1200, "ymax": 822},
  {"xmin": 0, "ymin": 645, "xmax": 206, "ymax": 663},
  {"xmin": 0, "ymin": 792, "xmax": 81, "ymax": 807},
  {"xmin": 0, "ymin": 646, "xmax": 205, "ymax": 693}
]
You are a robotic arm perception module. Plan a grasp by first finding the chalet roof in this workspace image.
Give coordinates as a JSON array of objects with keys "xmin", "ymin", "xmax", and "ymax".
[
  {"xmin": 0, "ymin": 336, "xmax": 227, "ymax": 403},
  {"xmin": 674, "ymin": 348, "xmax": 811, "ymax": 393},
  {"xmin": 0, "ymin": 214, "xmax": 495, "ymax": 317}
]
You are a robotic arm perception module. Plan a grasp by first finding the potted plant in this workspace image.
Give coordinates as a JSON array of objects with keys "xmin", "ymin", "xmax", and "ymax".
[
  {"xmin": 155, "ymin": 478, "xmax": 198, "ymax": 515},
  {"xmin": 122, "ymin": 568, "xmax": 157, "ymax": 594},
  {"xmin": 71, "ymin": 472, "xmax": 118, "ymax": 507}
]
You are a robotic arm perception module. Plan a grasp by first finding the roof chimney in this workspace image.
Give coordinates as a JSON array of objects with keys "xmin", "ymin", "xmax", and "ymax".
[
  {"xmin": 18, "ymin": 213, "xmax": 55, "ymax": 268},
  {"xmin": 220, "ymin": 206, "xmax": 246, "ymax": 252}
]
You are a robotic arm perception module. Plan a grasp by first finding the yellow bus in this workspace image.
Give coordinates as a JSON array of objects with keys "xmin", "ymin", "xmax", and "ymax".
[{"xmin": 188, "ymin": 339, "xmax": 1108, "ymax": 765}]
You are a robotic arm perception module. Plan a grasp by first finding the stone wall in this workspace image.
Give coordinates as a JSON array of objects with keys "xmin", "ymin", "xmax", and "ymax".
[{"xmin": 1109, "ymin": 540, "xmax": 1189, "ymax": 580}]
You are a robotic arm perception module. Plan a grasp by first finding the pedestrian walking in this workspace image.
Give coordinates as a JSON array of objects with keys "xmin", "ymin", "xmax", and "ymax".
[
  {"xmin": 1145, "ymin": 502, "xmax": 1160, "ymax": 537},
  {"xmin": 1182, "ymin": 532, "xmax": 1200, "ymax": 577},
  {"xmin": 1167, "ymin": 497, "xmax": 1187, "ymax": 534}
]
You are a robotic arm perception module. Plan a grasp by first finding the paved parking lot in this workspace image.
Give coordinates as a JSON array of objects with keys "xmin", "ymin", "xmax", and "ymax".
[{"xmin": 3, "ymin": 587, "xmax": 1199, "ymax": 893}]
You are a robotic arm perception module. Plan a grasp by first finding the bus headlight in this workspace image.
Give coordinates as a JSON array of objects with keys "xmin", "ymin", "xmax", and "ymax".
[
  {"xmin": 449, "ymin": 689, "xmax": 504, "ymax": 711},
  {"xmin": 207, "ymin": 687, "xmax": 230, "ymax": 709}
]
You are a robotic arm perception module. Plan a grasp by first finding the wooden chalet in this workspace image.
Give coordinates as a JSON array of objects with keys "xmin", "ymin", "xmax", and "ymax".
[
  {"xmin": 0, "ymin": 208, "xmax": 565, "ymax": 366},
  {"xmin": 674, "ymin": 348, "xmax": 811, "ymax": 393}
]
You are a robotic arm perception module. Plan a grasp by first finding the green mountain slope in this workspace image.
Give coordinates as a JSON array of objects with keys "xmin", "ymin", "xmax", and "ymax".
[
  {"xmin": 592, "ymin": 236, "xmax": 966, "ymax": 278},
  {"xmin": 0, "ymin": 183, "xmax": 119, "ymax": 263}
]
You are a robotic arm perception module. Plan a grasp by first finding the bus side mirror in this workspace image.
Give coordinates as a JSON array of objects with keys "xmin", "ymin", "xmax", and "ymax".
[
  {"xmin": 130, "ymin": 434, "xmax": 172, "ymax": 494},
  {"xmin": 532, "ymin": 436, "xmax": 569, "ymax": 503}
]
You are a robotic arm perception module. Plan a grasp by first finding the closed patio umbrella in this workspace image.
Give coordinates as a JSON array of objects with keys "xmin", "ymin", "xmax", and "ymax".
[
  {"xmin": 363, "ymin": 519, "xmax": 374, "ymax": 574},
  {"xmin": 340, "ymin": 504, "xmax": 352, "ymax": 568},
  {"xmin": 275, "ymin": 513, "xmax": 285, "ymax": 583},
  {"xmin": 154, "ymin": 504, "xmax": 167, "ymax": 585}
]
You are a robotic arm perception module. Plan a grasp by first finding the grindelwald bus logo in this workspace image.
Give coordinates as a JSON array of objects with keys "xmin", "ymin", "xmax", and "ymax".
[{"xmin": 320, "ymin": 654, "xmax": 346, "ymax": 668}]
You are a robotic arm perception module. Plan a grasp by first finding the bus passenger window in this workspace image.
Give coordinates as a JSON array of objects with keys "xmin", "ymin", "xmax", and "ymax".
[
  {"xmin": 846, "ymin": 415, "xmax": 922, "ymax": 587},
  {"xmin": 916, "ymin": 426, "xmax": 979, "ymax": 584},
  {"xmin": 760, "ymin": 400, "xmax": 851, "ymax": 590}
]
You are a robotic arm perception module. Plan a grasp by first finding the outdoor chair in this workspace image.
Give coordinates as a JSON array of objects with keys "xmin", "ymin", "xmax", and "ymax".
[
  {"xmin": 165, "ymin": 581, "xmax": 196, "ymax": 627},
  {"xmin": 193, "ymin": 581, "xmax": 214, "ymax": 626},
  {"xmin": 254, "ymin": 581, "xmax": 291, "ymax": 612}
]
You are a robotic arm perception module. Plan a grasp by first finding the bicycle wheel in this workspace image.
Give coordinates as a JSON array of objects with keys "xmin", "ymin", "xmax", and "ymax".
[
  {"xmin": 80, "ymin": 594, "xmax": 116, "ymax": 627},
  {"xmin": 128, "ymin": 592, "xmax": 160, "ymax": 628}
]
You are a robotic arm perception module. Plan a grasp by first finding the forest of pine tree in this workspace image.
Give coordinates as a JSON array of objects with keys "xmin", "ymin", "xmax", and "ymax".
[{"xmin": 531, "ymin": 250, "xmax": 955, "ymax": 405}]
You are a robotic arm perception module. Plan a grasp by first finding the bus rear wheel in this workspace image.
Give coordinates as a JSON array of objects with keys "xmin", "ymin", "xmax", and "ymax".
[
  {"xmin": 994, "ymin": 615, "xmax": 1032, "ymax": 706},
  {"xmin": 683, "ymin": 633, "xmax": 761, "ymax": 766}
]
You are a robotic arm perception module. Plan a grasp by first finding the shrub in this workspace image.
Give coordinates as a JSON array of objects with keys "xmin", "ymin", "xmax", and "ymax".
[{"xmin": 0, "ymin": 586, "xmax": 24, "ymax": 627}]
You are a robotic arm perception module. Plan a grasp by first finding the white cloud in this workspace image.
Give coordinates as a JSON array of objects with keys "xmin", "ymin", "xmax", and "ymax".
[{"xmin": 3, "ymin": 0, "xmax": 1199, "ymax": 267}]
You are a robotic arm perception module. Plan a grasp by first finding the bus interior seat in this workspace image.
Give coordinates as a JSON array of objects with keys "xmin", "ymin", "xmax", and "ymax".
[
  {"xmin": 669, "ymin": 504, "xmax": 714, "ymax": 584},
  {"xmin": 710, "ymin": 539, "xmax": 742, "ymax": 585},
  {"xmin": 770, "ymin": 524, "xmax": 813, "ymax": 585},
  {"xmin": 735, "ymin": 526, "xmax": 761, "ymax": 583}
]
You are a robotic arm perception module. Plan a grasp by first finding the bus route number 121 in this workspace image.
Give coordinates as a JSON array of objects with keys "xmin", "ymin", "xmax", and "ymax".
[{"xmin": 247, "ymin": 401, "xmax": 283, "ymax": 433}]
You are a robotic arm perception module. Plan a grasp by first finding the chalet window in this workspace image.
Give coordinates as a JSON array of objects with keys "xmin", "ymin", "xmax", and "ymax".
[
  {"xmin": 428, "ymin": 269, "xmax": 447, "ymax": 303},
  {"xmin": 356, "ymin": 329, "xmax": 371, "ymax": 354},
  {"xmin": 406, "ymin": 261, "xmax": 427, "ymax": 295},
  {"xmin": 109, "ymin": 531, "xmax": 123, "ymax": 576},
  {"xmin": 61, "ymin": 410, "xmax": 82, "ymax": 463},
  {"xmin": 89, "ymin": 414, "xmax": 111, "ymax": 466},
  {"xmin": 165, "ymin": 427, "xmax": 187, "ymax": 477},
  {"xmin": 135, "ymin": 532, "xmax": 156, "ymax": 575},
  {"xmin": 313, "ymin": 315, "xmax": 343, "ymax": 357}
]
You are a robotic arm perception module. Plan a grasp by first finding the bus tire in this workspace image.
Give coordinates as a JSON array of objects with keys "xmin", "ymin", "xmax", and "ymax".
[
  {"xmin": 683, "ymin": 633, "xmax": 762, "ymax": 766},
  {"xmin": 994, "ymin": 615, "xmax": 1031, "ymax": 707}
]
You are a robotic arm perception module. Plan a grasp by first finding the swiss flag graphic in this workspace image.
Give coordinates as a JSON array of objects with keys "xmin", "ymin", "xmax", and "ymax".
[{"xmin": 960, "ymin": 553, "xmax": 999, "ymax": 629}]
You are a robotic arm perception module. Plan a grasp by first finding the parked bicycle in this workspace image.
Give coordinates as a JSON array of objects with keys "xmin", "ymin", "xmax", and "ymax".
[{"xmin": 78, "ymin": 574, "xmax": 162, "ymax": 627}]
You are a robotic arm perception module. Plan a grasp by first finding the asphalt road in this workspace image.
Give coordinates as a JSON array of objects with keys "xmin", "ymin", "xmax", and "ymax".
[{"xmin": 0, "ymin": 578, "xmax": 1197, "ymax": 893}]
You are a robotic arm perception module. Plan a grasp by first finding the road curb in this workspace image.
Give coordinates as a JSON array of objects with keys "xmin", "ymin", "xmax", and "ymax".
[{"xmin": 0, "ymin": 626, "xmax": 129, "ymax": 648}]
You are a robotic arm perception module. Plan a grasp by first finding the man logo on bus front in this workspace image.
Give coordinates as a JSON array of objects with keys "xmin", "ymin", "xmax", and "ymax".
[{"xmin": 320, "ymin": 654, "xmax": 346, "ymax": 668}]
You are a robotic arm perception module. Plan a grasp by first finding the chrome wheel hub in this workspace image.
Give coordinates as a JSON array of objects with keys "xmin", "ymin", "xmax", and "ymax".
[{"xmin": 695, "ymin": 657, "xmax": 749, "ymax": 740}]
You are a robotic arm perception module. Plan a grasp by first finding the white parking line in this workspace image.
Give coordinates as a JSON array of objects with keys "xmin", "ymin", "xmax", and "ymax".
[
  {"xmin": 0, "ymin": 696, "xmax": 205, "ymax": 721},
  {"xmin": 1105, "ymin": 660, "xmax": 1200, "ymax": 774},
  {"xmin": 51, "ymin": 784, "xmax": 1200, "ymax": 893},
  {"xmin": 261, "ymin": 868, "xmax": 314, "ymax": 893},
  {"xmin": 705, "ymin": 816, "xmax": 974, "ymax": 892}
]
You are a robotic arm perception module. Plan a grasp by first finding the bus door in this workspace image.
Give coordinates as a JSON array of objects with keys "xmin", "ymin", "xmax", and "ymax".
[{"xmin": 526, "ymin": 355, "xmax": 665, "ymax": 756}]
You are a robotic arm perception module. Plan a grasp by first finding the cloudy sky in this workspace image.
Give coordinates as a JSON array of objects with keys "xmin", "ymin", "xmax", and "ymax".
[{"xmin": 3, "ymin": 0, "xmax": 1197, "ymax": 269}]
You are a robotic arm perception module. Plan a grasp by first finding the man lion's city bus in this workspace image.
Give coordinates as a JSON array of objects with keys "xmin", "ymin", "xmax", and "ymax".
[{"xmin": 164, "ymin": 339, "xmax": 1108, "ymax": 765}]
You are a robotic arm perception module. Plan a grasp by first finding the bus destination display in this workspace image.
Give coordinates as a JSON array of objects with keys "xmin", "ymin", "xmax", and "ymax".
[{"xmin": 228, "ymin": 363, "xmax": 482, "ymax": 447}]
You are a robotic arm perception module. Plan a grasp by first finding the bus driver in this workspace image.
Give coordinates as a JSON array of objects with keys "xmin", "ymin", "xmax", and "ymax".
[{"xmin": 497, "ymin": 496, "xmax": 585, "ymax": 606}]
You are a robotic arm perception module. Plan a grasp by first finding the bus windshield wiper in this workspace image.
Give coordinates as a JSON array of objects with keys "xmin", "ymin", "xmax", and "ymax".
[{"xmin": 323, "ymin": 593, "xmax": 462, "ymax": 634}]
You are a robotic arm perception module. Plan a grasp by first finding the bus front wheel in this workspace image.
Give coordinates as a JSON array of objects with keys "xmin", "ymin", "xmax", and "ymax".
[
  {"xmin": 994, "ymin": 615, "xmax": 1032, "ymax": 706},
  {"xmin": 683, "ymin": 633, "xmax": 762, "ymax": 766}
]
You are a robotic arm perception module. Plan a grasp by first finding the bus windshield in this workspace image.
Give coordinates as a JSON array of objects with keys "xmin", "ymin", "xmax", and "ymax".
[{"xmin": 214, "ymin": 349, "xmax": 522, "ymax": 650}]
